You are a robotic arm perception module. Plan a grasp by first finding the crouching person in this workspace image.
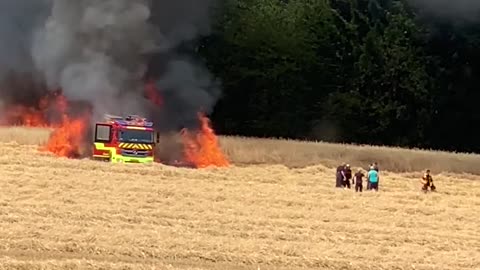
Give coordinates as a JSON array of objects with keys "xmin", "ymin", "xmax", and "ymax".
[{"xmin": 421, "ymin": 169, "xmax": 436, "ymax": 192}]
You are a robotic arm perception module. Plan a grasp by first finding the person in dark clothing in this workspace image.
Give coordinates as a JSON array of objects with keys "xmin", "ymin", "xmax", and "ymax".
[
  {"xmin": 373, "ymin": 162, "xmax": 379, "ymax": 172},
  {"xmin": 421, "ymin": 169, "xmax": 436, "ymax": 192},
  {"xmin": 353, "ymin": 169, "xmax": 365, "ymax": 192},
  {"xmin": 336, "ymin": 163, "xmax": 346, "ymax": 188},
  {"xmin": 343, "ymin": 164, "xmax": 352, "ymax": 189}
]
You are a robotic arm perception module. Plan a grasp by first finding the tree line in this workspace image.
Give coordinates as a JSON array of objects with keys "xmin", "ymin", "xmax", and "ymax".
[{"xmin": 196, "ymin": 0, "xmax": 480, "ymax": 153}]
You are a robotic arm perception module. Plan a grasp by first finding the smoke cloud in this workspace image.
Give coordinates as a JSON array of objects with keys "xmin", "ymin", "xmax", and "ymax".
[
  {"xmin": 0, "ymin": 1, "xmax": 49, "ymax": 75},
  {"xmin": 149, "ymin": 0, "xmax": 217, "ymax": 50},
  {"xmin": 152, "ymin": 56, "xmax": 221, "ymax": 131},
  {"xmin": 32, "ymin": 0, "xmax": 160, "ymax": 119},
  {"xmin": 147, "ymin": 0, "xmax": 222, "ymax": 130},
  {"xmin": 0, "ymin": 0, "xmax": 221, "ymax": 130},
  {"xmin": 408, "ymin": 0, "xmax": 480, "ymax": 21},
  {"xmin": 0, "ymin": 0, "xmax": 50, "ymax": 107}
]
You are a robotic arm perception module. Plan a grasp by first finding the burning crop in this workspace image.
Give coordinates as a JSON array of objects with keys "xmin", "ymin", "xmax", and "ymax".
[
  {"xmin": 0, "ymin": 90, "xmax": 92, "ymax": 158},
  {"xmin": 0, "ymin": 86, "xmax": 229, "ymax": 168},
  {"xmin": 38, "ymin": 93, "xmax": 91, "ymax": 159},
  {"xmin": 0, "ymin": 1, "xmax": 227, "ymax": 168},
  {"xmin": 180, "ymin": 113, "xmax": 230, "ymax": 168},
  {"xmin": 144, "ymin": 83, "xmax": 230, "ymax": 168},
  {"xmin": 41, "ymin": 114, "xmax": 90, "ymax": 158}
]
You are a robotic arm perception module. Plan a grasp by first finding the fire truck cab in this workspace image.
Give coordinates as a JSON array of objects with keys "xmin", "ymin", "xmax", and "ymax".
[{"xmin": 92, "ymin": 114, "xmax": 157, "ymax": 163}]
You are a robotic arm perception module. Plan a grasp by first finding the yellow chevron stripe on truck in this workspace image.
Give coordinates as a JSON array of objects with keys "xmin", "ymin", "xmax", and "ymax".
[
  {"xmin": 118, "ymin": 143, "xmax": 153, "ymax": 150},
  {"xmin": 118, "ymin": 143, "xmax": 127, "ymax": 148}
]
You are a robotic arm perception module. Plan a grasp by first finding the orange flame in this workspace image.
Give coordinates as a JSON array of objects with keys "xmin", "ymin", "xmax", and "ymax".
[
  {"xmin": 1, "ymin": 94, "xmax": 51, "ymax": 127},
  {"xmin": 2, "ymin": 82, "xmax": 229, "ymax": 167},
  {"xmin": 181, "ymin": 113, "xmax": 229, "ymax": 168},
  {"xmin": 144, "ymin": 80, "xmax": 164, "ymax": 106},
  {"xmin": 41, "ymin": 114, "xmax": 89, "ymax": 158},
  {"xmin": 2, "ymin": 105, "xmax": 49, "ymax": 127},
  {"xmin": 0, "ymin": 90, "xmax": 90, "ymax": 158},
  {"xmin": 144, "ymin": 81, "xmax": 229, "ymax": 168},
  {"xmin": 39, "ymin": 92, "xmax": 90, "ymax": 158}
]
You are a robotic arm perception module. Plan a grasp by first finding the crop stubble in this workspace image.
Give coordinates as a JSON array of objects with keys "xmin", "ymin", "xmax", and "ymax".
[{"xmin": 0, "ymin": 129, "xmax": 479, "ymax": 269}]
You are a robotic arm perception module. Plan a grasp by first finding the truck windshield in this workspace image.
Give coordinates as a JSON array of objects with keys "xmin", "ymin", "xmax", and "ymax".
[{"xmin": 118, "ymin": 129, "xmax": 154, "ymax": 143}]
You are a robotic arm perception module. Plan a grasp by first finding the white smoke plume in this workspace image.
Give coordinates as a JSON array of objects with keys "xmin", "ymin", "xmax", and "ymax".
[{"xmin": 32, "ymin": 0, "xmax": 158, "ymax": 119}]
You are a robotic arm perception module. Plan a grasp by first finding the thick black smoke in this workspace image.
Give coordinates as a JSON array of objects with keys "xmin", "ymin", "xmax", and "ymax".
[
  {"xmin": 0, "ymin": 0, "xmax": 51, "ymax": 109},
  {"xmin": 146, "ymin": 0, "xmax": 222, "ymax": 131},
  {"xmin": 0, "ymin": 0, "xmax": 220, "ymax": 131}
]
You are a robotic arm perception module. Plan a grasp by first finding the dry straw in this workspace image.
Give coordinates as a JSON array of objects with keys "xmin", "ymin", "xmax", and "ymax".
[{"xmin": 0, "ymin": 127, "xmax": 478, "ymax": 269}]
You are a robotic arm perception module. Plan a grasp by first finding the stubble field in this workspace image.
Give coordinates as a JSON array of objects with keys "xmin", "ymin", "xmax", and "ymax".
[{"xmin": 0, "ymin": 127, "xmax": 479, "ymax": 269}]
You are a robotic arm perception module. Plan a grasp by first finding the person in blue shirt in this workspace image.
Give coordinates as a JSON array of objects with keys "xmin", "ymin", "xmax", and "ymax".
[{"xmin": 367, "ymin": 166, "xmax": 379, "ymax": 191}]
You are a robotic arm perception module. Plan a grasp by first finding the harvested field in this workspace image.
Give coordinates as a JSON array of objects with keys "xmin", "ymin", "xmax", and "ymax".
[
  {"xmin": 219, "ymin": 136, "xmax": 480, "ymax": 175},
  {"xmin": 0, "ymin": 127, "xmax": 479, "ymax": 269},
  {"xmin": 2, "ymin": 127, "xmax": 480, "ymax": 174}
]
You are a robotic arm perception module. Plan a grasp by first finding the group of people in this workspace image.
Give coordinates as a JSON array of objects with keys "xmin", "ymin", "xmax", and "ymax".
[
  {"xmin": 336, "ymin": 162, "xmax": 380, "ymax": 192},
  {"xmin": 335, "ymin": 162, "xmax": 437, "ymax": 193}
]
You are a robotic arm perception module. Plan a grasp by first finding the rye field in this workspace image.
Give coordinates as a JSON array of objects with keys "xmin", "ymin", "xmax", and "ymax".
[{"xmin": 0, "ymin": 127, "xmax": 479, "ymax": 270}]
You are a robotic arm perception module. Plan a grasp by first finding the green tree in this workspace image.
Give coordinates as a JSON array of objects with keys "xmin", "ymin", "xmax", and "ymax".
[
  {"xmin": 323, "ymin": 1, "xmax": 431, "ymax": 146},
  {"xmin": 203, "ymin": 0, "xmax": 344, "ymax": 138},
  {"xmin": 198, "ymin": 0, "xmax": 480, "ymax": 153}
]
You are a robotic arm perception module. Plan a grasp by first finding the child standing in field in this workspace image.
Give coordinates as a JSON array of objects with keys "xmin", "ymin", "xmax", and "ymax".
[
  {"xmin": 367, "ymin": 166, "xmax": 379, "ymax": 191},
  {"xmin": 353, "ymin": 169, "xmax": 365, "ymax": 192}
]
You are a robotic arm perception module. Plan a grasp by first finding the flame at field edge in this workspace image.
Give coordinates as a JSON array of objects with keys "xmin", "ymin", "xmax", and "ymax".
[
  {"xmin": 181, "ymin": 113, "xmax": 230, "ymax": 168},
  {"xmin": 0, "ymin": 88, "xmax": 230, "ymax": 168}
]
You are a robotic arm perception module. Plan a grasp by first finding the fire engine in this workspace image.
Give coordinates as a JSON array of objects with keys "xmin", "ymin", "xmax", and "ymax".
[{"xmin": 92, "ymin": 114, "xmax": 157, "ymax": 163}]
